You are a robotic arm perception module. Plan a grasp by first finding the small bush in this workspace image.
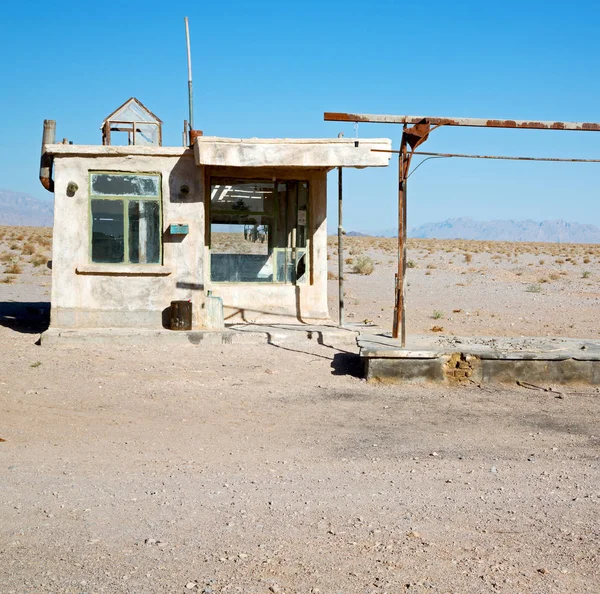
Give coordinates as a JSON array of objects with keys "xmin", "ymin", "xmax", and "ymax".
[
  {"xmin": 327, "ymin": 271, "xmax": 338, "ymax": 280},
  {"xmin": 5, "ymin": 263, "xmax": 22, "ymax": 274},
  {"xmin": 582, "ymin": 271, "xmax": 591, "ymax": 279},
  {"xmin": 31, "ymin": 254, "xmax": 47, "ymax": 267},
  {"xmin": 464, "ymin": 253, "xmax": 472, "ymax": 263},
  {"xmin": 406, "ymin": 260, "xmax": 416, "ymax": 268},
  {"xmin": 22, "ymin": 243, "xmax": 36, "ymax": 255},
  {"xmin": 432, "ymin": 310, "xmax": 444, "ymax": 319},
  {"xmin": 526, "ymin": 284, "xmax": 542, "ymax": 293},
  {"xmin": 1, "ymin": 275, "xmax": 15, "ymax": 284},
  {"xmin": 345, "ymin": 257, "xmax": 354, "ymax": 265},
  {"xmin": 353, "ymin": 256, "xmax": 374, "ymax": 276}
]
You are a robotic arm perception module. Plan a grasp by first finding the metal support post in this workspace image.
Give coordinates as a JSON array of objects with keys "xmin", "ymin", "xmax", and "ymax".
[{"xmin": 338, "ymin": 167, "xmax": 344, "ymax": 328}]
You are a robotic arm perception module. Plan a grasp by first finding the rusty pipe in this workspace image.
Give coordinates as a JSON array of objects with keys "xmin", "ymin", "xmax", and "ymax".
[
  {"xmin": 39, "ymin": 119, "xmax": 56, "ymax": 192},
  {"xmin": 324, "ymin": 112, "xmax": 600, "ymax": 132}
]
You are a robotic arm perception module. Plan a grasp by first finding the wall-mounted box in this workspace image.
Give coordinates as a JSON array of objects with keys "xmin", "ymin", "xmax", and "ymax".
[{"xmin": 169, "ymin": 224, "xmax": 189, "ymax": 235}]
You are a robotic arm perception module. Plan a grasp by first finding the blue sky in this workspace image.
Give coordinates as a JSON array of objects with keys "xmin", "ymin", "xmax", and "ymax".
[{"xmin": 1, "ymin": 0, "xmax": 600, "ymax": 232}]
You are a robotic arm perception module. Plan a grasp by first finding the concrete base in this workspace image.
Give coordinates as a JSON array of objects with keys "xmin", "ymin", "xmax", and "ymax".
[
  {"xmin": 40, "ymin": 324, "xmax": 358, "ymax": 348},
  {"xmin": 360, "ymin": 334, "xmax": 600, "ymax": 385}
]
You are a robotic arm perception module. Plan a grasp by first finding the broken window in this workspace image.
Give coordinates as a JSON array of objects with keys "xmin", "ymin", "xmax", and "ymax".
[
  {"xmin": 209, "ymin": 178, "xmax": 308, "ymax": 283},
  {"xmin": 90, "ymin": 173, "xmax": 161, "ymax": 264}
]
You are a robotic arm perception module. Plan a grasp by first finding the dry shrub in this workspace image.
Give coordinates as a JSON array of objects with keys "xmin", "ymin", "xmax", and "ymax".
[
  {"xmin": 327, "ymin": 271, "xmax": 338, "ymax": 280},
  {"xmin": 345, "ymin": 257, "xmax": 354, "ymax": 265},
  {"xmin": 0, "ymin": 253, "xmax": 13, "ymax": 263},
  {"xmin": 464, "ymin": 253, "xmax": 472, "ymax": 263},
  {"xmin": 22, "ymin": 243, "xmax": 36, "ymax": 255},
  {"xmin": 31, "ymin": 254, "xmax": 47, "ymax": 267},
  {"xmin": 5, "ymin": 263, "xmax": 22, "ymax": 274},
  {"xmin": 353, "ymin": 256, "xmax": 374, "ymax": 276},
  {"xmin": 1, "ymin": 275, "xmax": 15, "ymax": 284}
]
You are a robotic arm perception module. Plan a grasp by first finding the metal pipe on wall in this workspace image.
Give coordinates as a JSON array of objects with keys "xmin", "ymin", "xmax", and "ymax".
[{"xmin": 39, "ymin": 119, "xmax": 56, "ymax": 192}]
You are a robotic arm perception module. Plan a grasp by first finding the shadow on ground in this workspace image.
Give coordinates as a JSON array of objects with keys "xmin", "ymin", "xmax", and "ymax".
[
  {"xmin": 0, "ymin": 301, "xmax": 50, "ymax": 334},
  {"xmin": 331, "ymin": 352, "xmax": 364, "ymax": 378}
]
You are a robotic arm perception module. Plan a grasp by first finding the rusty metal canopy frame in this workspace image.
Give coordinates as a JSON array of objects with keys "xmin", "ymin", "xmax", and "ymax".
[{"xmin": 324, "ymin": 111, "xmax": 600, "ymax": 346}]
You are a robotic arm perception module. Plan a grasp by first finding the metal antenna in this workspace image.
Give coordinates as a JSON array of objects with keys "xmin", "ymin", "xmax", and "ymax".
[{"xmin": 184, "ymin": 17, "xmax": 194, "ymax": 131}]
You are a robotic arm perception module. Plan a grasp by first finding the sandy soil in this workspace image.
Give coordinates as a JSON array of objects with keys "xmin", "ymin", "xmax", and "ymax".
[
  {"xmin": 327, "ymin": 236, "xmax": 600, "ymax": 339},
  {"xmin": 1, "ymin": 227, "xmax": 599, "ymax": 593}
]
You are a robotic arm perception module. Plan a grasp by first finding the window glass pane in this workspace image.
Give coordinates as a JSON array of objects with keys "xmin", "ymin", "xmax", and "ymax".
[
  {"xmin": 128, "ymin": 201, "xmax": 161, "ymax": 264},
  {"xmin": 296, "ymin": 248, "xmax": 308, "ymax": 283},
  {"xmin": 211, "ymin": 223, "xmax": 273, "ymax": 282},
  {"xmin": 209, "ymin": 178, "xmax": 309, "ymax": 283},
  {"xmin": 211, "ymin": 180, "xmax": 274, "ymax": 213},
  {"xmin": 91, "ymin": 173, "xmax": 160, "ymax": 197},
  {"xmin": 91, "ymin": 200, "xmax": 124, "ymax": 263},
  {"xmin": 134, "ymin": 123, "xmax": 159, "ymax": 146}
]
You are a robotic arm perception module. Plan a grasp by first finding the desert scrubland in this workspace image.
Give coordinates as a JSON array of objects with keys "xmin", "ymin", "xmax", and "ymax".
[{"xmin": 1, "ymin": 226, "xmax": 599, "ymax": 593}]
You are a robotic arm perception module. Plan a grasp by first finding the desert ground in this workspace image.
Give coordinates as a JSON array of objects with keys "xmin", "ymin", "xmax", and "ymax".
[{"xmin": 1, "ymin": 225, "xmax": 599, "ymax": 593}]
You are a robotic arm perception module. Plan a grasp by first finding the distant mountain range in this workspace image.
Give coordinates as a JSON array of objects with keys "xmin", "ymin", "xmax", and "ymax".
[
  {"xmin": 0, "ymin": 190, "xmax": 53, "ymax": 227},
  {"xmin": 2, "ymin": 190, "xmax": 599, "ymax": 244},
  {"xmin": 351, "ymin": 217, "xmax": 600, "ymax": 244}
]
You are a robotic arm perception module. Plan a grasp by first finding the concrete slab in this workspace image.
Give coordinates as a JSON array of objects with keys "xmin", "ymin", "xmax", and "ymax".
[
  {"xmin": 40, "ymin": 324, "xmax": 358, "ymax": 349},
  {"xmin": 359, "ymin": 333, "xmax": 600, "ymax": 385}
]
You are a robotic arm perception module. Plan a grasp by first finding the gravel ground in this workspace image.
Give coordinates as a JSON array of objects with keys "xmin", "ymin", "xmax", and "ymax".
[
  {"xmin": 1, "ymin": 228, "xmax": 599, "ymax": 593},
  {"xmin": 1, "ymin": 328, "xmax": 599, "ymax": 593},
  {"xmin": 327, "ymin": 237, "xmax": 600, "ymax": 339}
]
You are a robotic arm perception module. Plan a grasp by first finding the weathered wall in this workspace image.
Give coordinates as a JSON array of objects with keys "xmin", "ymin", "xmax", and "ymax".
[
  {"xmin": 51, "ymin": 151, "xmax": 206, "ymax": 329},
  {"xmin": 50, "ymin": 154, "xmax": 333, "ymax": 328}
]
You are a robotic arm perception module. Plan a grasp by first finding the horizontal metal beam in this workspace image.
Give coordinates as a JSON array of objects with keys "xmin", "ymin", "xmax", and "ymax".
[
  {"xmin": 371, "ymin": 149, "xmax": 600, "ymax": 163},
  {"xmin": 325, "ymin": 112, "xmax": 600, "ymax": 132}
]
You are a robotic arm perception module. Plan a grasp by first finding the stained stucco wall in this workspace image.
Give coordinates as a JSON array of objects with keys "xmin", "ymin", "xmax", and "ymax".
[
  {"xmin": 51, "ymin": 151, "xmax": 205, "ymax": 328},
  {"xmin": 49, "ymin": 154, "xmax": 332, "ymax": 328}
]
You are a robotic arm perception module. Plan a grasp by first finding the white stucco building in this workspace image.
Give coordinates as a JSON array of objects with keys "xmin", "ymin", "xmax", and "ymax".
[{"xmin": 40, "ymin": 98, "xmax": 391, "ymax": 331}]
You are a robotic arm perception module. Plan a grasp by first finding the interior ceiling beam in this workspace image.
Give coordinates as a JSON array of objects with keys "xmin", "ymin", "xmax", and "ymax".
[{"xmin": 324, "ymin": 112, "xmax": 600, "ymax": 132}]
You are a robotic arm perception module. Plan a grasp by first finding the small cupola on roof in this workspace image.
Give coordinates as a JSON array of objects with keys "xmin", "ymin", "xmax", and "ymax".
[{"xmin": 101, "ymin": 97, "xmax": 163, "ymax": 146}]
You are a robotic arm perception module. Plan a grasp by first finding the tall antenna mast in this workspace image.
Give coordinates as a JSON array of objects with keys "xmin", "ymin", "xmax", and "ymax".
[{"xmin": 184, "ymin": 16, "xmax": 194, "ymax": 131}]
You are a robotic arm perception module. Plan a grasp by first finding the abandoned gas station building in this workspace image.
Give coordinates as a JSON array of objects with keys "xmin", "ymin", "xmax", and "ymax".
[{"xmin": 40, "ymin": 98, "xmax": 391, "ymax": 330}]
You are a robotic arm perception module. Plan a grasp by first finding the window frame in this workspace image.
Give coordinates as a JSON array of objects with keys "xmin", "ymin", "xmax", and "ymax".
[
  {"xmin": 208, "ymin": 176, "xmax": 310, "ymax": 285},
  {"xmin": 88, "ymin": 171, "xmax": 163, "ymax": 265}
]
